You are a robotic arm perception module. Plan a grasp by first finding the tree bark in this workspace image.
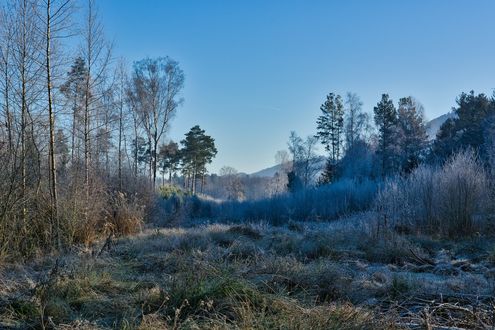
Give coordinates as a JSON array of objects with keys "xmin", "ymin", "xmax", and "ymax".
[{"xmin": 45, "ymin": 0, "xmax": 60, "ymax": 249}]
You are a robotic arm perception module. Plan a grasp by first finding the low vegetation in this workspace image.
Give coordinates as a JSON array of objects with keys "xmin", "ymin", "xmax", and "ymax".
[
  {"xmin": 2, "ymin": 220, "xmax": 495, "ymax": 329},
  {"xmin": 1, "ymin": 1, "xmax": 495, "ymax": 329}
]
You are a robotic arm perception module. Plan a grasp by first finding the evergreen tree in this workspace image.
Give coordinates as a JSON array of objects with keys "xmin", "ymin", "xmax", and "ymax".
[
  {"xmin": 432, "ymin": 91, "xmax": 495, "ymax": 162},
  {"xmin": 287, "ymin": 171, "xmax": 303, "ymax": 193},
  {"xmin": 316, "ymin": 93, "xmax": 344, "ymax": 183},
  {"xmin": 158, "ymin": 141, "xmax": 180, "ymax": 183},
  {"xmin": 317, "ymin": 93, "xmax": 344, "ymax": 161},
  {"xmin": 373, "ymin": 94, "xmax": 399, "ymax": 176},
  {"xmin": 396, "ymin": 97, "xmax": 428, "ymax": 173},
  {"xmin": 180, "ymin": 125, "xmax": 217, "ymax": 194},
  {"xmin": 54, "ymin": 129, "xmax": 69, "ymax": 178},
  {"xmin": 60, "ymin": 57, "xmax": 88, "ymax": 165},
  {"xmin": 132, "ymin": 136, "xmax": 151, "ymax": 172}
]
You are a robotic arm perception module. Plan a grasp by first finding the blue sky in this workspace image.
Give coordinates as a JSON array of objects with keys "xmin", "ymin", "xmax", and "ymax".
[{"xmin": 97, "ymin": 0, "xmax": 495, "ymax": 174}]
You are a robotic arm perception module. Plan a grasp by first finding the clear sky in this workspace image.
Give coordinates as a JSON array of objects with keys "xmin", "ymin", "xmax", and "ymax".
[{"xmin": 97, "ymin": 0, "xmax": 495, "ymax": 174}]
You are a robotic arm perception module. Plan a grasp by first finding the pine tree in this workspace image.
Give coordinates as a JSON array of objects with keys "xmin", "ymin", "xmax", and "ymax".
[
  {"xmin": 60, "ymin": 57, "xmax": 88, "ymax": 166},
  {"xmin": 54, "ymin": 129, "xmax": 69, "ymax": 178},
  {"xmin": 396, "ymin": 97, "xmax": 428, "ymax": 173},
  {"xmin": 180, "ymin": 126, "xmax": 217, "ymax": 194},
  {"xmin": 432, "ymin": 91, "xmax": 495, "ymax": 162},
  {"xmin": 317, "ymin": 93, "xmax": 344, "ymax": 161},
  {"xmin": 158, "ymin": 141, "xmax": 180, "ymax": 183},
  {"xmin": 316, "ymin": 93, "xmax": 344, "ymax": 183},
  {"xmin": 373, "ymin": 94, "xmax": 399, "ymax": 176}
]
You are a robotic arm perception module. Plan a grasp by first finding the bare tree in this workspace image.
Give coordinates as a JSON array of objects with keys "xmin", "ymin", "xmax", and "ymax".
[
  {"xmin": 0, "ymin": 6, "xmax": 14, "ymax": 155},
  {"xmin": 115, "ymin": 59, "xmax": 128, "ymax": 190},
  {"xmin": 344, "ymin": 92, "xmax": 369, "ymax": 150},
  {"xmin": 42, "ymin": 0, "xmax": 73, "ymax": 249},
  {"xmin": 219, "ymin": 166, "xmax": 245, "ymax": 201},
  {"xmin": 269, "ymin": 150, "xmax": 291, "ymax": 195},
  {"xmin": 11, "ymin": 0, "xmax": 44, "ymax": 223},
  {"xmin": 128, "ymin": 57, "xmax": 184, "ymax": 187},
  {"xmin": 80, "ymin": 0, "xmax": 111, "ymax": 195},
  {"xmin": 288, "ymin": 132, "xmax": 320, "ymax": 188}
]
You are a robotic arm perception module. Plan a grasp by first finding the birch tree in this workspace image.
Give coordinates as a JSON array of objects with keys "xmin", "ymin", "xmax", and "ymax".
[{"xmin": 128, "ymin": 57, "xmax": 184, "ymax": 187}]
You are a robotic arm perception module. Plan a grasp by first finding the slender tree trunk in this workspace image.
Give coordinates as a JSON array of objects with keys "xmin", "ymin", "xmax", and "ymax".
[
  {"xmin": 104, "ymin": 109, "xmax": 109, "ymax": 173},
  {"xmin": 84, "ymin": 0, "xmax": 93, "ymax": 198},
  {"xmin": 2, "ymin": 48, "xmax": 12, "ymax": 154},
  {"xmin": 84, "ymin": 79, "xmax": 90, "ymax": 196},
  {"xmin": 133, "ymin": 116, "xmax": 138, "ymax": 178},
  {"xmin": 118, "ymin": 99, "xmax": 123, "ymax": 190},
  {"xmin": 20, "ymin": 0, "xmax": 28, "ymax": 225},
  {"xmin": 192, "ymin": 169, "xmax": 196, "ymax": 195},
  {"xmin": 152, "ymin": 136, "xmax": 158, "ymax": 188},
  {"xmin": 147, "ymin": 137, "xmax": 152, "ymax": 185},
  {"xmin": 45, "ymin": 0, "xmax": 60, "ymax": 249},
  {"xmin": 71, "ymin": 96, "xmax": 76, "ymax": 165}
]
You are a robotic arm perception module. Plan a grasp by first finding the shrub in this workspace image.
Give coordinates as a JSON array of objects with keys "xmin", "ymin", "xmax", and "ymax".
[
  {"xmin": 188, "ymin": 178, "xmax": 380, "ymax": 225},
  {"xmin": 106, "ymin": 192, "xmax": 144, "ymax": 236},
  {"xmin": 437, "ymin": 151, "xmax": 491, "ymax": 236},
  {"xmin": 376, "ymin": 150, "xmax": 492, "ymax": 238},
  {"xmin": 158, "ymin": 184, "xmax": 187, "ymax": 200}
]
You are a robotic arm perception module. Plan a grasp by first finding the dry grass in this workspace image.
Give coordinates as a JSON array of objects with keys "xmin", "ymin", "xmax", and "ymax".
[{"xmin": 1, "ymin": 219, "xmax": 494, "ymax": 329}]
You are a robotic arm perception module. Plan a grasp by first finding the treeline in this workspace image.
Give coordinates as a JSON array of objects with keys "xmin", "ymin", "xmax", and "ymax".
[
  {"xmin": 0, "ymin": 0, "xmax": 218, "ymax": 259},
  {"xmin": 189, "ymin": 90, "xmax": 495, "ymax": 239},
  {"xmin": 285, "ymin": 90, "xmax": 495, "ymax": 188}
]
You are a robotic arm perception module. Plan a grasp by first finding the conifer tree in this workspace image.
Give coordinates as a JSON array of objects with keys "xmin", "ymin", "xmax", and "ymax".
[
  {"xmin": 158, "ymin": 141, "xmax": 180, "ymax": 183},
  {"xmin": 373, "ymin": 94, "xmax": 399, "ymax": 176},
  {"xmin": 316, "ymin": 93, "xmax": 344, "ymax": 183},
  {"xmin": 180, "ymin": 125, "xmax": 217, "ymax": 194},
  {"xmin": 396, "ymin": 96, "xmax": 428, "ymax": 172},
  {"xmin": 432, "ymin": 91, "xmax": 495, "ymax": 162}
]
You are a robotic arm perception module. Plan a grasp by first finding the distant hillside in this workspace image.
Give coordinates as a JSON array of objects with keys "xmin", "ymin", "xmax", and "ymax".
[
  {"xmin": 250, "ymin": 163, "xmax": 281, "ymax": 178},
  {"xmin": 250, "ymin": 157, "xmax": 326, "ymax": 178},
  {"xmin": 425, "ymin": 112, "xmax": 456, "ymax": 140}
]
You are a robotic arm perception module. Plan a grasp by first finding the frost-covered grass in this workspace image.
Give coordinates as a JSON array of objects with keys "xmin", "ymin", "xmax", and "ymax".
[
  {"xmin": 171, "ymin": 178, "xmax": 380, "ymax": 225},
  {"xmin": 1, "ymin": 218, "xmax": 495, "ymax": 329}
]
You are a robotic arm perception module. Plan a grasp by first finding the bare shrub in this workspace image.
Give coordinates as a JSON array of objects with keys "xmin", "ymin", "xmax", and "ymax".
[
  {"xmin": 437, "ymin": 151, "xmax": 490, "ymax": 236},
  {"xmin": 58, "ymin": 180, "xmax": 108, "ymax": 246},
  {"xmin": 376, "ymin": 150, "xmax": 492, "ymax": 237},
  {"xmin": 106, "ymin": 192, "xmax": 144, "ymax": 236}
]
